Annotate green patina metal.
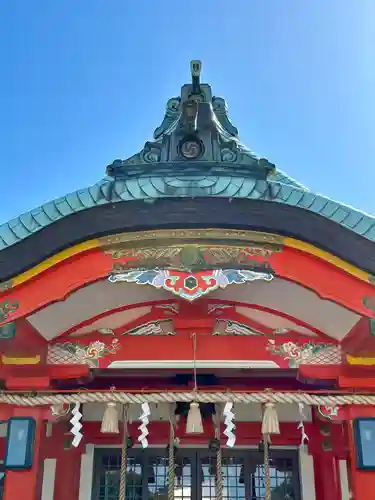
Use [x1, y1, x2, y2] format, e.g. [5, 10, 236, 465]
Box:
[1, 61, 375, 250]
[0, 321, 16, 339]
[363, 296, 375, 314]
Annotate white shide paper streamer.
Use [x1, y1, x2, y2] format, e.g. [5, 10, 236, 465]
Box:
[223, 402, 236, 447]
[70, 403, 83, 447]
[138, 402, 151, 448]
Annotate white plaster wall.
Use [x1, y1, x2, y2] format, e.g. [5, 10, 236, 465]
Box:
[339, 460, 350, 500]
[0, 422, 7, 437]
[41, 458, 57, 500]
[299, 447, 316, 500]
[78, 444, 95, 500]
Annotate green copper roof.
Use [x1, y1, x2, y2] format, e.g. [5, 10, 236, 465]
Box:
[1, 61, 375, 250]
[2, 169, 375, 250]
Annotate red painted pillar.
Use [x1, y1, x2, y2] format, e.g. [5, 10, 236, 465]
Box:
[52, 423, 82, 500]
[313, 452, 341, 500]
[42, 420, 84, 500]
[312, 452, 324, 499]
[3, 407, 45, 500]
[310, 410, 344, 500]
[345, 405, 375, 500]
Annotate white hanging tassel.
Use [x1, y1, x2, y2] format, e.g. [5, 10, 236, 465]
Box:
[186, 402, 204, 434]
[186, 334, 203, 434]
[261, 402, 280, 436]
[70, 403, 83, 447]
[223, 402, 236, 448]
[138, 402, 151, 448]
[101, 402, 119, 433]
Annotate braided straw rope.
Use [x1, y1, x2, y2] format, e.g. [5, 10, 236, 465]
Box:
[2, 391, 375, 406]
[214, 404, 223, 500]
[168, 405, 176, 500]
[263, 435, 271, 500]
[216, 445, 223, 500]
[119, 404, 128, 500]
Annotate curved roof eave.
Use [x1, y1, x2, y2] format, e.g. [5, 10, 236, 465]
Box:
[0, 173, 375, 251]
[1, 62, 374, 258]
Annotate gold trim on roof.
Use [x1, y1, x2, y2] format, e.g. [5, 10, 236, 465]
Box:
[2, 355, 41, 365]
[99, 228, 284, 247]
[346, 354, 375, 366]
[0, 228, 373, 291]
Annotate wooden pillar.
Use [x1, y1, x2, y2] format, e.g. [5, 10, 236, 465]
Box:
[3, 407, 45, 500]
[312, 451, 341, 500]
[310, 410, 345, 500]
[52, 422, 82, 500]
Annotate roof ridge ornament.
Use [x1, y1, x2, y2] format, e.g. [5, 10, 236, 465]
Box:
[106, 61, 275, 178]
[190, 60, 202, 96]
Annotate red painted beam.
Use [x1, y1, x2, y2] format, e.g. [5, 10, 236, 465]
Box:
[341, 317, 375, 357]
[1, 243, 374, 327]
[55, 299, 329, 342]
[82, 420, 314, 447]
[298, 365, 341, 380]
[3, 318, 47, 358]
[48, 364, 89, 380]
[54, 299, 177, 340]
[0, 364, 89, 390]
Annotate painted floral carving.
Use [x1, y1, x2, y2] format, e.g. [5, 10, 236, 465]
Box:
[125, 320, 175, 336]
[49, 339, 120, 368]
[318, 405, 339, 420]
[213, 320, 263, 336]
[107, 243, 279, 273]
[0, 300, 19, 322]
[267, 339, 329, 368]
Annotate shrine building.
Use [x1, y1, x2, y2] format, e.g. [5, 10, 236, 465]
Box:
[1, 61, 375, 500]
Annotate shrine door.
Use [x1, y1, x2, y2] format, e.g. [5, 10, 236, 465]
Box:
[92, 448, 301, 500]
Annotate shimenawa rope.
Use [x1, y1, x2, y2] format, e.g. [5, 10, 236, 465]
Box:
[1, 391, 374, 406]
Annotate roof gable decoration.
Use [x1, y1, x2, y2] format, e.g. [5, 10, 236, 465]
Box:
[108, 268, 274, 301]
[106, 60, 276, 180]
[46, 327, 341, 369]
[1, 61, 375, 254]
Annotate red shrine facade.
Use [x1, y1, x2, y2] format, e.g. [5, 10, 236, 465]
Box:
[1, 62, 375, 500]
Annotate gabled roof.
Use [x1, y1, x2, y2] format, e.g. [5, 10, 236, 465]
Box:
[1, 61, 375, 251]
[2, 169, 375, 251]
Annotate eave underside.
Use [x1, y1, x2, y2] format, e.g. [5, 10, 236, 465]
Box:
[26, 279, 359, 341]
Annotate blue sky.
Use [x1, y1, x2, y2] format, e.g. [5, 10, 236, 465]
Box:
[1, 0, 374, 223]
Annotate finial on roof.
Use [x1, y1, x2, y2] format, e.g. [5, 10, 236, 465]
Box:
[106, 61, 275, 178]
[190, 60, 202, 95]
[180, 61, 203, 134]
